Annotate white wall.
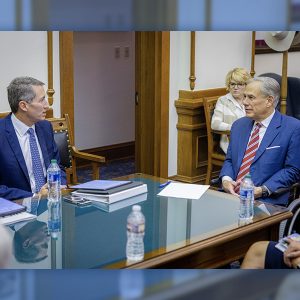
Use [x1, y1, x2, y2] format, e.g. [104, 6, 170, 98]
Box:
[0, 31, 61, 117]
[169, 31, 300, 177]
[73, 32, 135, 150]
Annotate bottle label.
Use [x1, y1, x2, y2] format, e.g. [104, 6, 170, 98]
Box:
[48, 173, 61, 182]
[127, 223, 145, 234]
[240, 188, 254, 200]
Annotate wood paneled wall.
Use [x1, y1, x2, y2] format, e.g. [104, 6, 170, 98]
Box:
[173, 88, 226, 183]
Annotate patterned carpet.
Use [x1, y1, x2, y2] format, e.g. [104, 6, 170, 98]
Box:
[77, 157, 135, 182]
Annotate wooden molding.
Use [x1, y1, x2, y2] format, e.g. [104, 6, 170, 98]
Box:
[46, 31, 54, 118]
[251, 31, 256, 77]
[189, 31, 196, 90]
[59, 32, 75, 133]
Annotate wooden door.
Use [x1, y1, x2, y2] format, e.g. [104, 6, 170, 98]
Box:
[135, 32, 170, 178]
[59, 31, 170, 178]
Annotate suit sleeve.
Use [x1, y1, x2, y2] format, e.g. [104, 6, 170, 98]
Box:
[0, 186, 33, 201]
[264, 125, 300, 192]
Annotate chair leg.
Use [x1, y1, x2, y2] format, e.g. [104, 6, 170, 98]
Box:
[92, 162, 100, 180]
[205, 159, 212, 185]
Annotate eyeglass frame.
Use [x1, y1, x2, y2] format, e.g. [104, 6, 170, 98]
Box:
[229, 82, 246, 89]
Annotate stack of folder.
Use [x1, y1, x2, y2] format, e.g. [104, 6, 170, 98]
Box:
[71, 180, 148, 204]
[0, 198, 36, 226]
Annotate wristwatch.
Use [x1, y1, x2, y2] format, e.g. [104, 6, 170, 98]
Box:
[261, 185, 269, 198]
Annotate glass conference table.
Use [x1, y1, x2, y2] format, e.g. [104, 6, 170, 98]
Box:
[7, 173, 292, 269]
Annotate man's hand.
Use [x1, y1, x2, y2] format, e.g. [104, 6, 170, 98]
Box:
[222, 180, 239, 196]
[254, 186, 263, 199]
[284, 239, 300, 268]
[39, 183, 48, 198]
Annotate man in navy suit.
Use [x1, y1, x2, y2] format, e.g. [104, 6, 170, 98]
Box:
[0, 76, 66, 200]
[220, 77, 300, 206]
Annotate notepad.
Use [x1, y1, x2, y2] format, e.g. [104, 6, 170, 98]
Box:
[0, 198, 26, 217]
[70, 180, 132, 191]
[157, 182, 210, 200]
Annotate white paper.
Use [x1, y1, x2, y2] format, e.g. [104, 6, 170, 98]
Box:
[157, 182, 210, 200]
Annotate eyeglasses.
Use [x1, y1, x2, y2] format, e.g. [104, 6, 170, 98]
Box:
[229, 82, 245, 88]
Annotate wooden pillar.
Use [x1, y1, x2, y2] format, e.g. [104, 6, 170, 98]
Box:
[189, 32, 196, 90]
[46, 31, 54, 118]
[280, 51, 288, 114]
[250, 31, 256, 78]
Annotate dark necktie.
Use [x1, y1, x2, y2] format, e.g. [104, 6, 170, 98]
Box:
[236, 122, 262, 182]
[28, 128, 46, 192]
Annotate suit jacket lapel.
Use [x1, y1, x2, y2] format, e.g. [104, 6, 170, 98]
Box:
[237, 119, 254, 169]
[253, 111, 281, 164]
[35, 122, 50, 169]
[5, 115, 31, 185]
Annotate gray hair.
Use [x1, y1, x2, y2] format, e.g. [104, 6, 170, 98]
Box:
[7, 76, 45, 113]
[246, 77, 280, 107]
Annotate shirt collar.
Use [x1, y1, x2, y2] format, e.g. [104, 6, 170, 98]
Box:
[11, 113, 36, 137]
[258, 109, 276, 128]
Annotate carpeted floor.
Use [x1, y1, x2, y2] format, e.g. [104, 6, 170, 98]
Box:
[77, 157, 135, 182]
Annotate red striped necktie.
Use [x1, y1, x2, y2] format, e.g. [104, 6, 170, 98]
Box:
[236, 122, 262, 182]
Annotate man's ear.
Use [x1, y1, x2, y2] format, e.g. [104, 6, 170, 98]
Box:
[267, 95, 274, 107]
[19, 100, 28, 112]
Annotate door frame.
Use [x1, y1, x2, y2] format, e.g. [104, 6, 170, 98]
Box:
[59, 31, 169, 178]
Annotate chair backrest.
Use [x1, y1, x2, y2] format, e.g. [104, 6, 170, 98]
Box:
[279, 198, 300, 239]
[287, 76, 300, 120]
[47, 114, 74, 170]
[0, 112, 10, 119]
[259, 73, 282, 111]
[203, 96, 225, 155]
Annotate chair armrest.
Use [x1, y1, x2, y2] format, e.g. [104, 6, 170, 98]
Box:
[71, 146, 105, 163]
[271, 182, 300, 198]
[212, 129, 230, 137]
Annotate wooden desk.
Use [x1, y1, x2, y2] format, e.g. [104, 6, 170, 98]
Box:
[109, 174, 292, 269]
[8, 173, 292, 269]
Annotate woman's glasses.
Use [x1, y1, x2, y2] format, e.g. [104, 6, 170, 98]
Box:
[229, 82, 245, 88]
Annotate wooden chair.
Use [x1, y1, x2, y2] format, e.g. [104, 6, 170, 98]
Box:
[0, 112, 10, 118]
[48, 114, 105, 185]
[203, 96, 230, 185]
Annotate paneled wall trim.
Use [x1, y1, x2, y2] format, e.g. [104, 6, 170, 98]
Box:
[174, 88, 226, 183]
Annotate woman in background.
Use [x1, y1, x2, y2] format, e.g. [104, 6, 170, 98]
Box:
[211, 68, 251, 154]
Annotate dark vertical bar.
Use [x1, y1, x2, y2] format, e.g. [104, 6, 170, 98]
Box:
[15, 0, 22, 30]
[31, 0, 49, 30]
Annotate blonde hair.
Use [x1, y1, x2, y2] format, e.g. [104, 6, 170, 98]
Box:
[225, 68, 251, 91]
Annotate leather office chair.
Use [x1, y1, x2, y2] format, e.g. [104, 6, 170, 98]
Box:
[287, 76, 300, 120]
[203, 96, 230, 185]
[48, 114, 105, 185]
[279, 198, 300, 239]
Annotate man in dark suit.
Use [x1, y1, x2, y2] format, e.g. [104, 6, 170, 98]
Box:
[220, 77, 300, 206]
[0, 76, 66, 200]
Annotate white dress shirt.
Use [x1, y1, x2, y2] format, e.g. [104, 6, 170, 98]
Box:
[11, 114, 46, 193]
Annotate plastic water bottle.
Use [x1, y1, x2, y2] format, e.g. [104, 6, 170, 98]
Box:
[47, 159, 61, 202]
[126, 205, 145, 261]
[239, 174, 254, 222]
[47, 200, 61, 239]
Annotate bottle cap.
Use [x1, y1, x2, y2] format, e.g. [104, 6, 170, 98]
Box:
[51, 159, 57, 163]
[51, 231, 58, 239]
[132, 205, 141, 211]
